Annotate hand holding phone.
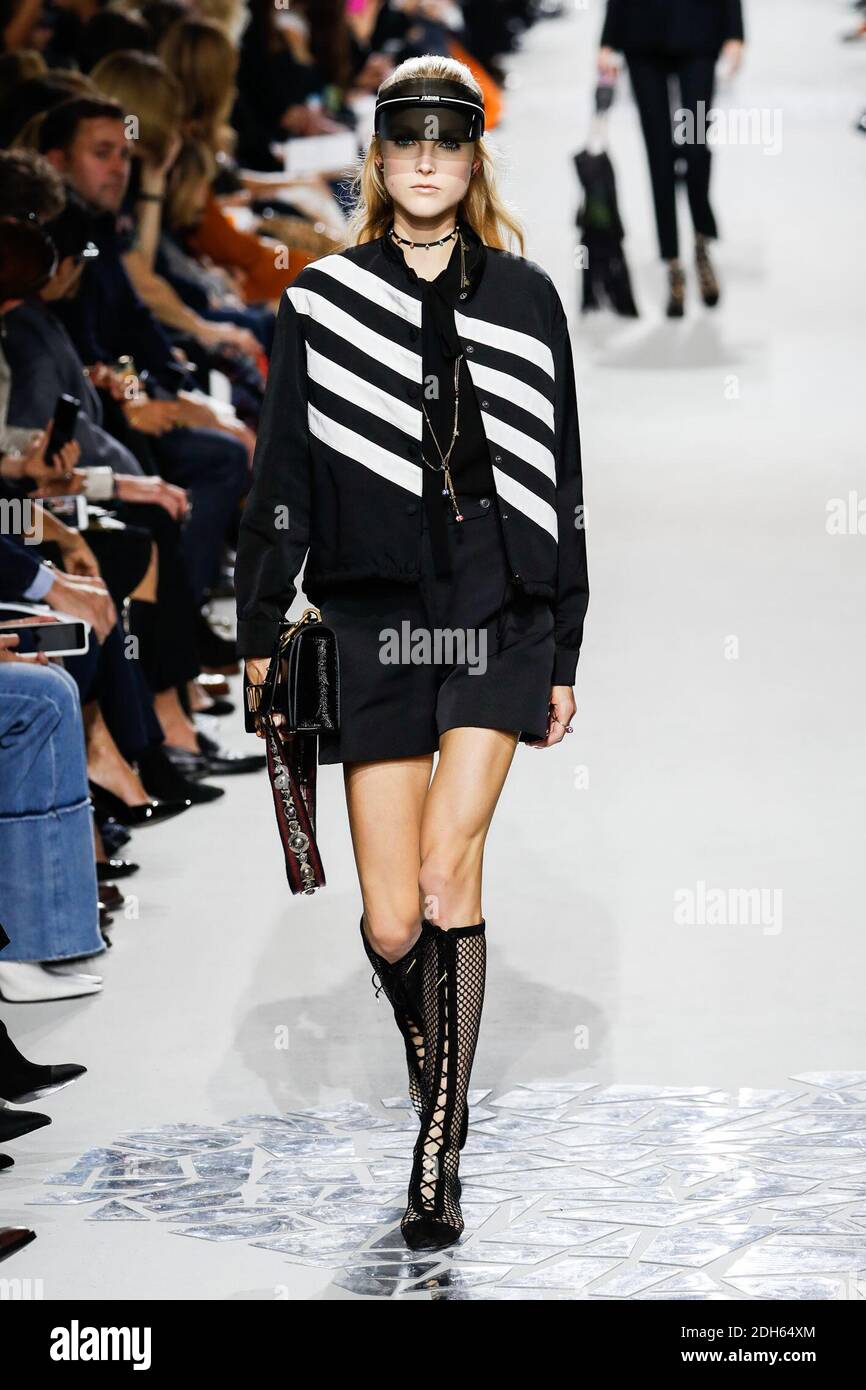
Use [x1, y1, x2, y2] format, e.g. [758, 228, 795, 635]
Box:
[0, 613, 90, 657]
[45, 394, 81, 465]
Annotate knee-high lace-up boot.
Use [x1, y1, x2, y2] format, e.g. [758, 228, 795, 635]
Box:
[359, 915, 470, 1150]
[400, 919, 486, 1251]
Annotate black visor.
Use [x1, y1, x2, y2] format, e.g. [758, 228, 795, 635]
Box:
[374, 79, 485, 143]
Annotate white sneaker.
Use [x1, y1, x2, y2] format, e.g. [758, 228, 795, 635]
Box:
[0, 963, 103, 1002]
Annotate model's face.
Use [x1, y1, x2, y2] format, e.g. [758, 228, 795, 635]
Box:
[58, 118, 131, 213]
[378, 117, 479, 222]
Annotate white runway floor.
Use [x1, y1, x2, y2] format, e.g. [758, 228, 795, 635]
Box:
[2, 0, 865, 1300]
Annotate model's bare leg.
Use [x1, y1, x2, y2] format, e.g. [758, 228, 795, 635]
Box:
[403, 727, 518, 1250]
[418, 727, 518, 929]
[345, 754, 435, 1123]
[344, 754, 434, 959]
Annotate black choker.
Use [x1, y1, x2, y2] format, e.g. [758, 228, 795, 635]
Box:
[389, 225, 458, 249]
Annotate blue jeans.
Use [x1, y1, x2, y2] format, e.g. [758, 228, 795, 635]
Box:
[0, 662, 104, 962]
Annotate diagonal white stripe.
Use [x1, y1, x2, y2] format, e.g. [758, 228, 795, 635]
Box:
[308, 404, 422, 497]
[455, 308, 554, 378]
[493, 465, 558, 542]
[306, 255, 422, 327]
[306, 344, 421, 437]
[481, 410, 556, 484]
[288, 286, 420, 381]
[465, 359, 555, 434]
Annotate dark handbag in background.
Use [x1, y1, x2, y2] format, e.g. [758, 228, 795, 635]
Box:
[244, 607, 340, 895]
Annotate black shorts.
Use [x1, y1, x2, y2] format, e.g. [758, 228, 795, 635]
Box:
[318, 495, 555, 764]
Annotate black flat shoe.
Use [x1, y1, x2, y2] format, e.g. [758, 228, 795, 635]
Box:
[0, 1154, 13, 1171]
[0, 1227, 36, 1262]
[0, 1108, 52, 1144]
[98, 883, 125, 913]
[0, 1022, 87, 1104]
[196, 731, 267, 775]
[136, 745, 225, 804]
[97, 818, 132, 852]
[0, 1063, 86, 1105]
[196, 698, 235, 717]
[89, 782, 192, 826]
[96, 859, 139, 881]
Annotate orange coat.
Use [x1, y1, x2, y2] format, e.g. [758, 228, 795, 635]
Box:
[188, 193, 313, 304]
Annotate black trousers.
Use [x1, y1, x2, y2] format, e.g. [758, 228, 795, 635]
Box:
[626, 51, 719, 260]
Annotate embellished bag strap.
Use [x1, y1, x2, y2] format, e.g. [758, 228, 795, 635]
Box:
[263, 718, 325, 895]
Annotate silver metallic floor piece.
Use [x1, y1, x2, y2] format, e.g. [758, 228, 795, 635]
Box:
[31, 1077, 866, 1299]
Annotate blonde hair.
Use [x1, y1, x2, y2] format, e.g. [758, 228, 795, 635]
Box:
[90, 51, 183, 166]
[165, 138, 217, 231]
[194, 0, 246, 44]
[158, 18, 239, 153]
[341, 54, 525, 256]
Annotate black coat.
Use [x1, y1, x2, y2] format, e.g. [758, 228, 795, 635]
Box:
[235, 225, 589, 686]
[601, 0, 744, 55]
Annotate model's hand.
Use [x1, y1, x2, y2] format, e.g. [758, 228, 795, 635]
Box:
[245, 656, 283, 739]
[527, 686, 576, 749]
[720, 39, 744, 78]
[597, 46, 621, 80]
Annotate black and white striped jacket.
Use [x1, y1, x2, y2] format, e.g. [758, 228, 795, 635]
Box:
[235, 231, 589, 685]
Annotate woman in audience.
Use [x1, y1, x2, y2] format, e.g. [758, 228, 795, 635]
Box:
[159, 15, 325, 297]
[0, 619, 106, 1002]
[89, 48, 265, 364]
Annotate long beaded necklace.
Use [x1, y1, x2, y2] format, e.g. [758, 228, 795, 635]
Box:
[421, 352, 464, 521]
[389, 224, 471, 523]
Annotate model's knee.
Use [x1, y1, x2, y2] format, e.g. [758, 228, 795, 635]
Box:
[418, 846, 479, 922]
[362, 908, 419, 963]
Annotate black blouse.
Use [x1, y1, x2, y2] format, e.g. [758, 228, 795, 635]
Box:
[382, 216, 495, 574]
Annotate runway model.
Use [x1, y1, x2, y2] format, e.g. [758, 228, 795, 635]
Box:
[598, 0, 745, 315]
[235, 55, 589, 1251]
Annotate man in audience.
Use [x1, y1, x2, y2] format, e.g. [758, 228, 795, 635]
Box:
[22, 110, 248, 647]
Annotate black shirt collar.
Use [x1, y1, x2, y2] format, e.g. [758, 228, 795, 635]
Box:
[381, 213, 486, 301]
[381, 213, 486, 357]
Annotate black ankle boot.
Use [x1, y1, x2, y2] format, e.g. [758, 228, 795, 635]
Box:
[360, 917, 469, 1152]
[401, 920, 487, 1252]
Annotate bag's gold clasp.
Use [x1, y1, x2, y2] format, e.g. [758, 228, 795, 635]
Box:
[277, 606, 322, 654]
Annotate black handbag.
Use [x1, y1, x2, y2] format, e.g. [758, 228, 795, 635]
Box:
[244, 607, 340, 895]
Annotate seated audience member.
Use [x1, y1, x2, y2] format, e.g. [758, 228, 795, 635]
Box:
[89, 50, 263, 364]
[158, 17, 325, 296]
[0, 560, 106, 1003]
[0, 635, 106, 1002]
[2, 212, 261, 792]
[158, 139, 275, 369]
[73, 7, 154, 73]
[21, 110, 249, 640]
